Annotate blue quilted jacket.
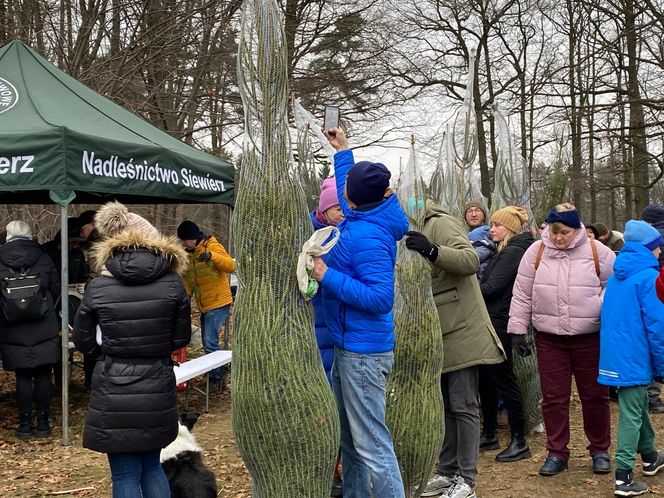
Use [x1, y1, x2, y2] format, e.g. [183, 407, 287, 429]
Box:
[320, 149, 409, 354]
[310, 211, 335, 380]
[598, 242, 664, 387]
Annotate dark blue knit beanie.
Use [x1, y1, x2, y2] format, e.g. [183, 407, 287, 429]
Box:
[640, 204, 664, 225]
[346, 161, 391, 207]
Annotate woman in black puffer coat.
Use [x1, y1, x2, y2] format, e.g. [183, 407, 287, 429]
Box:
[0, 220, 60, 440]
[74, 202, 191, 498]
[478, 206, 534, 463]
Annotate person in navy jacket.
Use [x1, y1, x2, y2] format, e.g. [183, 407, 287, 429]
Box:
[311, 127, 409, 498]
[310, 177, 343, 380]
[598, 220, 664, 496]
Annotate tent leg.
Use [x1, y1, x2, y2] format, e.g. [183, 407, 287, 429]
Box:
[60, 205, 70, 446]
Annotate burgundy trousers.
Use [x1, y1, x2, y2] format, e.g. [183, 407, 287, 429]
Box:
[535, 331, 611, 461]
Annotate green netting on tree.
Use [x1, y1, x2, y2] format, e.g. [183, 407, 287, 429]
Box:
[387, 138, 445, 498]
[232, 1, 340, 496]
[512, 327, 543, 431]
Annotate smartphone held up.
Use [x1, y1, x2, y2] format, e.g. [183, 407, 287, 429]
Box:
[324, 106, 340, 133]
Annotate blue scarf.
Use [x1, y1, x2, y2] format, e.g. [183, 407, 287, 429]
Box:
[545, 208, 581, 229]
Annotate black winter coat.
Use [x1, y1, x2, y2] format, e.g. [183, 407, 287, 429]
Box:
[0, 239, 60, 371]
[480, 232, 535, 333]
[73, 231, 191, 454]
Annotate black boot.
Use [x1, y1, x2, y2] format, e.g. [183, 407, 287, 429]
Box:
[14, 412, 32, 440]
[479, 432, 500, 451]
[496, 434, 531, 462]
[35, 410, 51, 438]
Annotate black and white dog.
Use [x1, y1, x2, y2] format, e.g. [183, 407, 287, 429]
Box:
[160, 413, 218, 498]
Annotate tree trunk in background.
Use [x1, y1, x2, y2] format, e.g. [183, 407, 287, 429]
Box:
[624, 0, 650, 215]
[567, 0, 583, 209]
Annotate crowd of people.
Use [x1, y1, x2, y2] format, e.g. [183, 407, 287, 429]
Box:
[308, 128, 664, 498]
[0, 206, 235, 497]
[3, 125, 664, 497]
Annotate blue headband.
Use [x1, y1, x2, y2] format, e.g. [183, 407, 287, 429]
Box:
[545, 208, 581, 229]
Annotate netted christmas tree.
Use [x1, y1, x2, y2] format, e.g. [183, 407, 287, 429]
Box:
[435, 49, 485, 217]
[491, 106, 543, 432]
[387, 137, 445, 498]
[231, 1, 340, 496]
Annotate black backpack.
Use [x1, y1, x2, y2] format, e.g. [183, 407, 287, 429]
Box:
[1, 268, 50, 322]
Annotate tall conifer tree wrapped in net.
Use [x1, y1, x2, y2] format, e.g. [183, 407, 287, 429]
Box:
[386, 138, 445, 498]
[231, 1, 340, 496]
[491, 107, 543, 432]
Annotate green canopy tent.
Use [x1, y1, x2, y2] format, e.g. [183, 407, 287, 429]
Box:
[0, 40, 235, 444]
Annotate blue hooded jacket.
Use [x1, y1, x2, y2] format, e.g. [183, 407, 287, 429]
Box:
[598, 241, 664, 387]
[309, 211, 335, 380]
[320, 149, 409, 354]
[468, 225, 496, 280]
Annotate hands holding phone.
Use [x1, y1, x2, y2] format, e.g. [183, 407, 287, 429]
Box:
[323, 127, 349, 152]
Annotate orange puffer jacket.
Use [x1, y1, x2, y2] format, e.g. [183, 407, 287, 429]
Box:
[182, 236, 235, 312]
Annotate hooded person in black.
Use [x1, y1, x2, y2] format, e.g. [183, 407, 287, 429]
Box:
[0, 220, 60, 440]
[74, 202, 191, 497]
[478, 207, 534, 463]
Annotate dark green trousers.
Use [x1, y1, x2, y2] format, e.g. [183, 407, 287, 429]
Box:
[616, 385, 656, 470]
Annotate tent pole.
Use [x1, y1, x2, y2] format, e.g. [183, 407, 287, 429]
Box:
[60, 205, 70, 446]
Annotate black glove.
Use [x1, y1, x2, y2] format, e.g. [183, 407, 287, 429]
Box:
[655, 376, 664, 384]
[511, 334, 532, 357]
[405, 231, 438, 262]
[196, 252, 212, 263]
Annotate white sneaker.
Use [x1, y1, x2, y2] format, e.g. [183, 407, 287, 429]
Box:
[442, 476, 476, 498]
[420, 474, 456, 497]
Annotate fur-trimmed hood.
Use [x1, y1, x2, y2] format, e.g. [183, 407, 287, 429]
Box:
[91, 231, 189, 278]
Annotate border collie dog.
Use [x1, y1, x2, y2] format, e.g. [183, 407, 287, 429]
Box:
[160, 413, 217, 498]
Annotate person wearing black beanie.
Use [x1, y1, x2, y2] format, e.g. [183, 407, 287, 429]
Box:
[176, 220, 204, 244]
[176, 220, 235, 382]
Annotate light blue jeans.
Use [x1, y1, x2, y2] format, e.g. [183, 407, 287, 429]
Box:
[331, 346, 405, 498]
[107, 450, 170, 498]
[201, 305, 230, 380]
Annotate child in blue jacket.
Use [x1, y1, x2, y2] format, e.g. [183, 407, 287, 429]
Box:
[311, 127, 409, 498]
[598, 220, 664, 496]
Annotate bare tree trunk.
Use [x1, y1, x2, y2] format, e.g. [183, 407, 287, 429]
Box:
[624, 0, 650, 214]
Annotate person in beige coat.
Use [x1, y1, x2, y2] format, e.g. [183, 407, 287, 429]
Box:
[406, 200, 505, 498]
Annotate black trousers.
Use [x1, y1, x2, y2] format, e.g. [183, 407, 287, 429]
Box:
[15, 365, 52, 414]
[478, 331, 526, 437]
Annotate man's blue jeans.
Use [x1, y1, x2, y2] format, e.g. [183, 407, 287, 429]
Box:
[201, 305, 230, 380]
[107, 450, 170, 498]
[331, 346, 405, 498]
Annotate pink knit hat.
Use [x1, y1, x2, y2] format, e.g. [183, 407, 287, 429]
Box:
[318, 178, 339, 214]
[96, 201, 159, 238]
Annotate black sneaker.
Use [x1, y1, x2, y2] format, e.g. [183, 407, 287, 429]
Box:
[642, 450, 664, 476]
[615, 469, 648, 496]
[539, 455, 568, 476]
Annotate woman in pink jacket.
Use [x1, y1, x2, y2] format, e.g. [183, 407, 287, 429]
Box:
[508, 203, 616, 477]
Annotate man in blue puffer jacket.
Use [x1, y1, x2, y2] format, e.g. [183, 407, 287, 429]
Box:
[311, 127, 409, 498]
[598, 220, 664, 497]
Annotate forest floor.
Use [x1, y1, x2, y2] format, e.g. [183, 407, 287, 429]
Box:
[1, 362, 663, 497]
